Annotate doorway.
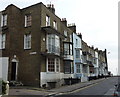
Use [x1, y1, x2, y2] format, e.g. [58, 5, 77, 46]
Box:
[11, 62, 17, 80]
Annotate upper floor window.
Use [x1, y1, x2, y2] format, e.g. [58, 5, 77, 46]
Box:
[0, 33, 6, 49]
[76, 39, 78, 46]
[64, 30, 67, 37]
[47, 34, 60, 55]
[64, 43, 73, 55]
[76, 49, 80, 58]
[25, 15, 32, 27]
[53, 20, 57, 30]
[1, 14, 7, 27]
[24, 34, 31, 49]
[64, 43, 69, 55]
[46, 15, 50, 26]
[70, 34, 72, 42]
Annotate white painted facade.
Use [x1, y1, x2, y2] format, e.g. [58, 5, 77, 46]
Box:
[72, 33, 88, 82]
[0, 57, 9, 81]
[40, 72, 75, 87]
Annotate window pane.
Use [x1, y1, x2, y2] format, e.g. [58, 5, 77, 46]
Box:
[56, 58, 60, 72]
[48, 58, 55, 72]
[24, 34, 31, 49]
[64, 43, 69, 55]
[70, 44, 72, 55]
[76, 49, 80, 58]
[46, 15, 50, 26]
[53, 21, 57, 30]
[64, 31, 67, 37]
[25, 15, 32, 27]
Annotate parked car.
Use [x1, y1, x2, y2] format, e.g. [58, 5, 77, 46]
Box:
[113, 84, 120, 96]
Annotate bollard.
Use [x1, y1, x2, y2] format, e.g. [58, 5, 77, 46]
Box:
[5, 81, 9, 95]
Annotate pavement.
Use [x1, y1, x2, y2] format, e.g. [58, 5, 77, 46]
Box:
[9, 77, 108, 96]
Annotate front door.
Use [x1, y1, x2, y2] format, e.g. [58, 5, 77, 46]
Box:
[11, 62, 16, 80]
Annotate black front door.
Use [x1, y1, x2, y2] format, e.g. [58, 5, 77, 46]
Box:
[11, 62, 16, 80]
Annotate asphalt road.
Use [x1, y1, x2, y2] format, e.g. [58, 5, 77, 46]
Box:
[66, 77, 119, 95]
[8, 77, 119, 97]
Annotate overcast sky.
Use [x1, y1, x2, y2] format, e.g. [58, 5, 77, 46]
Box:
[0, 0, 119, 75]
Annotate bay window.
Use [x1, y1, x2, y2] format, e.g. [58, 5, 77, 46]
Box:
[64, 43, 73, 55]
[64, 61, 73, 73]
[47, 34, 60, 55]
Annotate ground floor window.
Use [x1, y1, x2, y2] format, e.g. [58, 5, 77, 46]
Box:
[82, 65, 88, 73]
[64, 61, 73, 74]
[76, 64, 81, 73]
[47, 58, 60, 72]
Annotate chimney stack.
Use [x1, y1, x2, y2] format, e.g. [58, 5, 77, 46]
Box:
[68, 23, 76, 33]
[61, 18, 67, 26]
[47, 4, 55, 14]
[77, 33, 82, 39]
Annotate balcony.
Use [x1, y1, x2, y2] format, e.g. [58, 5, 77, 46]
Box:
[47, 44, 60, 56]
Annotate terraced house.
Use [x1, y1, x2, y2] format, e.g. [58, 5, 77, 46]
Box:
[0, 2, 108, 88]
[0, 2, 76, 88]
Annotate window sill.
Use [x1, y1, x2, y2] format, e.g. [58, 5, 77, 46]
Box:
[46, 72, 60, 74]
[24, 26, 31, 28]
[24, 48, 31, 50]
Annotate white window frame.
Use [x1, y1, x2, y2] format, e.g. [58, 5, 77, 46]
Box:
[0, 33, 6, 49]
[46, 15, 50, 26]
[70, 34, 72, 42]
[76, 49, 80, 59]
[47, 58, 60, 72]
[25, 15, 32, 27]
[24, 34, 31, 49]
[76, 39, 78, 46]
[47, 34, 60, 55]
[53, 20, 57, 30]
[64, 30, 67, 37]
[76, 64, 81, 73]
[1, 14, 7, 27]
[64, 43, 69, 55]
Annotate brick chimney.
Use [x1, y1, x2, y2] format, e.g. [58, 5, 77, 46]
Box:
[68, 23, 76, 33]
[47, 4, 55, 14]
[61, 18, 67, 26]
[77, 33, 82, 39]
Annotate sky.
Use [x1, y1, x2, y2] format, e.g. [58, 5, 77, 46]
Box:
[0, 0, 119, 75]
